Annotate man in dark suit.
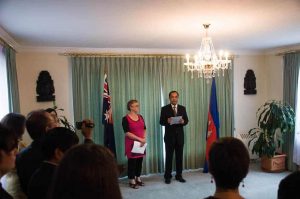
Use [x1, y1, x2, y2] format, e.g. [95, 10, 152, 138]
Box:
[160, 91, 189, 184]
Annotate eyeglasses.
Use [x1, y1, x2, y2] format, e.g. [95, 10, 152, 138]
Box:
[131, 104, 140, 108]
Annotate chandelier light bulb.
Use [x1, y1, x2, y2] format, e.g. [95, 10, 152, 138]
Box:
[194, 55, 198, 62]
[219, 50, 224, 58]
[225, 51, 229, 59]
[198, 51, 202, 57]
[186, 54, 190, 63]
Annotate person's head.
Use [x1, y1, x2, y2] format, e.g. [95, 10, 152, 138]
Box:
[127, 99, 139, 113]
[49, 144, 121, 199]
[42, 127, 79, 164]
[26, 110, 58, 141]
[278, 171, 300, 199]
[209, 137, 250, 190]
[46, 108, 60, 126]
[0, 124, 18, 175]
[169, 91, 179, 105]
[1, 113, 26, 139]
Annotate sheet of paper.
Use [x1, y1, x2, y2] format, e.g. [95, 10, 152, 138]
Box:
[131, 141, 147, 154]
[170, 116, 182, 125]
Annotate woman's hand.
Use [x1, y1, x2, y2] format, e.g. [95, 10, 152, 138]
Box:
[139, 138, 146, 147]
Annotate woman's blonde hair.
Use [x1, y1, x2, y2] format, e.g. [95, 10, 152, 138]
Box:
[127, 99, 138, 111]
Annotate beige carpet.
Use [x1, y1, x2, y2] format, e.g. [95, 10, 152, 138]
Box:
[119, 163, 290, 199]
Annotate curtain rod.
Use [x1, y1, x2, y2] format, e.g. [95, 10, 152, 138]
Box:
[60, 52, 235, 58]
[276, 49, 300, 56]
[0, 37, 15, 50]
[59, 52, 185, 57]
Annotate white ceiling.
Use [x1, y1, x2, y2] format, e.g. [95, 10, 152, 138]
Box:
[0, 0, 300, 53]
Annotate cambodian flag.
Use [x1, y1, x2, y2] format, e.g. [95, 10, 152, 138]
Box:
[102, 73, 117, 157]
[203, 78, 220, 173]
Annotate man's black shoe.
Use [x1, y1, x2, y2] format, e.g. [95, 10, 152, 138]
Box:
[165, 178, 171, 184]
[175, 176, 186, 183]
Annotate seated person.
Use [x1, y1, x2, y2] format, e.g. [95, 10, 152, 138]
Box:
[48, 144, 122, 199]
[205, 137, 250, 199]
[28, 127, 79, 199]
[278, 171, 300, 199]
[0, 124, 19, 199]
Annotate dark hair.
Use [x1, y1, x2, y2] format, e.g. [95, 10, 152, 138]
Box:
[1, 113, 26, 138]
[42, 127, 79, 160]
[209, 137, 250, 190]
[169, 91, 179, 97]
[278, 171, 300, 199]
[0, 124, 18, 155]
[49, 144, 121, 199]
[26, 110, 50, 140]
[45, 108, 58, 116]
[127, 99, 138, 111]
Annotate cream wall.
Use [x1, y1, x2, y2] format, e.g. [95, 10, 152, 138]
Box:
[234, 55, 269, 136]
[265, 55, 284, 100]
[233, 54, 283, 135]
[16, 52, 283, 146]
[16, 52, 73, 144]
[233, 54, 283, 158]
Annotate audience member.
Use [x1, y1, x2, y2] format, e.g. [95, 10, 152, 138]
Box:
[16, 110, 58, 194]
[48, 144, 122, 199]
[1, 113, 26, 150]
[0, 124, 18, 199]
[1, 113, 27, 199]
[28, 127, 79, 199]
[278, 171, 300, 199]
[45, 108, 59, 126]
[16, 110, 93, 195]
[204, 137, 250, 199]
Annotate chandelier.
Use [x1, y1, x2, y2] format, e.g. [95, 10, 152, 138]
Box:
[184, 24, 231, 79]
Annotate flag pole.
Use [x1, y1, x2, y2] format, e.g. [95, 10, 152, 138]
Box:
[104, 65, 108, 75]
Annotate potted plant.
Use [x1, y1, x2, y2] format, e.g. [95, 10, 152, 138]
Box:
[248, 100, 295, 172]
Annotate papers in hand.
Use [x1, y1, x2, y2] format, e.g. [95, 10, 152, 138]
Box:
[131, 141, 147, 154]
[170, 116, 182, 125]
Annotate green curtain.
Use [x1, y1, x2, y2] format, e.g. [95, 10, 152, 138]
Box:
[71, 56, 164, 174]
[283, 53, 300, 171]
[71, 55, 234, 174]
[160, 56, 234, 170]
[4, 45, 20, 112]
[71, 57, 105, 143]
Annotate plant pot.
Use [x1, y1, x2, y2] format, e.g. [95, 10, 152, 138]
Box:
[261, 154, 286, 172]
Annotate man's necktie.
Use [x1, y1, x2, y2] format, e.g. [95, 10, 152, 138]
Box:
[173, 106, 177, 116]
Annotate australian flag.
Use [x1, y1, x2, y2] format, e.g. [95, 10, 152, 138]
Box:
[102, 73, 117, 157]
[203, 77, 220, 173]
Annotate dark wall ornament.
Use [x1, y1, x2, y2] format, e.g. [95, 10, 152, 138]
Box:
[244, 69, 257, 95]
[36, 71, 55, 102]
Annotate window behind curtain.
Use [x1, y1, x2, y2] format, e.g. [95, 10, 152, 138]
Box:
[0, 45, 9, 119]
[293, 69, 300, 165]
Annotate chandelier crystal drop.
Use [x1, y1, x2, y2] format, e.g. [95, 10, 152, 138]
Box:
[184, 24, 231, 79]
